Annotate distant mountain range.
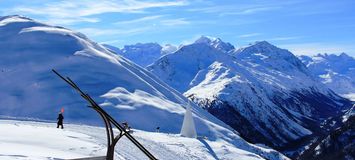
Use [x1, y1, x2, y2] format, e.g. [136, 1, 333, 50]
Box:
[298, 53, 355, 100]
[106, 36, 354, 158]
[103, 43, 177, 67]
[105, 38, 355, 101]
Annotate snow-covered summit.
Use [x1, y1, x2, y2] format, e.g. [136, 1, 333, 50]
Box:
[234, 41, 309, 75]
[194, 36, 235, 53]
[147, 40, 232, 92]
[0, 15, 287, 160]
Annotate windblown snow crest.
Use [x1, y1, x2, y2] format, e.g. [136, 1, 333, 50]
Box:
[0, 15, 288, 160]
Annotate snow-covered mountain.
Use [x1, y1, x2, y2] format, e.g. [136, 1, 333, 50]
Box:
[104, 43, 177, 67]
[147, 38, 232, 92]
[298, 53, 355, 100]
[0, 15, 287, 160]
[148, 38, 352, 155]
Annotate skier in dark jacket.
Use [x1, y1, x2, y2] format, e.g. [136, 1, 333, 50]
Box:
[57, 111, 64, 129]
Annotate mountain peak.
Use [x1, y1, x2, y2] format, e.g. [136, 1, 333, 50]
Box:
[234, 41, 309, 74]
[251, 40, 277, 48]
[194, 35, 215, 44]
[236, 41, 284, 56]
[194, 36, 235, 53]
[339, 52, 354, 59]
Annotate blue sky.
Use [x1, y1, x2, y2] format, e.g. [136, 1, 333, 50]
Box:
[1, 0, 355, 56]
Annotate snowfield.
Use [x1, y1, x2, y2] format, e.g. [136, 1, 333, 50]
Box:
[0, 120, 281, 160]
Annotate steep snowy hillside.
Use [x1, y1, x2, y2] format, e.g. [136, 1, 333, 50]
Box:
[298, 53, 355, 99]
[0, 15, 287, 160]
[148, 39, 352, 156]
[104, 43, 177, 67]
[298, 115, 354, 160]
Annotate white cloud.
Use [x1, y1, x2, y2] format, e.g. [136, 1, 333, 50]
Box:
[44, 17, 101, 25]
[113, 15, 191, 29]
[114, 15, 165, 25]
[77, 26, 152, 37]
[279, 43, 355, 56]
[220, 6, 281, 16]
[9, 0, 188, 25]
[238, 33, 262, 38]
[246, 36, 302, 43]
[268, 36, 302, 41]
[188, 3, 283, 16]
[160, 18, 190, 26]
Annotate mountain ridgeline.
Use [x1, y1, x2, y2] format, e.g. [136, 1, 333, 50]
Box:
[112, 36, 353, 158]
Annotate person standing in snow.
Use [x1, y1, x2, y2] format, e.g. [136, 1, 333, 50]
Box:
[57, 110, 64, 129]
[156, 127, 160, 133]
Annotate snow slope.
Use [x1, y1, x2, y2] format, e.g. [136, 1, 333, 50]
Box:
[298, 53, 355, 99]
[0, 120, 278, 160]
[148, 38, 351, 153]
[0, 15, 287, 159]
